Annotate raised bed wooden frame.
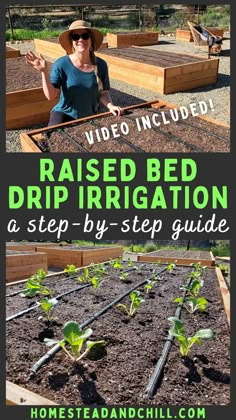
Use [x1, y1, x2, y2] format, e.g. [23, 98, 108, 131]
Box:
[6, 251, 48, 283]
[176, 27, 224, 42]
[34, 246, 123, 269]
[137, 249, 215, 267]
[6, 242, 64, 252]
[6, 86, 57, 130]
[19, 99, 229, 153]
[96, 48, 219, 94]
[107, 31, 158, 48]
[5, 265, 230, 405]
[6, 46, 21, 58]
[34, 38, 108, 61]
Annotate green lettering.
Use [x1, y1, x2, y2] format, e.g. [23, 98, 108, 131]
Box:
[9, 186, 24, 209]
[40, 158, 55, 181]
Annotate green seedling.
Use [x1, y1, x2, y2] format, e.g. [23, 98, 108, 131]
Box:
[44, 321, 105, 362]
[168, 317, 214, 357]
[38, 297, 58, 321]
[20, 279, 51, 298]
[180, 278, 204, 297]
[217, 264, 229, 276]
[144, 279, 158, 294]
[190, 262, 207, 276]
[167, 261, 176, 273]
[64, 264, 77, 275]
[90, 275, 104, 289]
[119, 272, 129, 282]
[173, 296, 208, 313]
[117, 290, 145, 317]
[32, 269, 47, 283]
[77, 267, 90, 283]
[90, 262, 108, 276]
[109, 258, 123, 269]
[127, 258, 134, 267]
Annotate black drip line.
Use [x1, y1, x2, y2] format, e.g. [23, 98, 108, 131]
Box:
[145, 107, 230, 143]
[30, 266, 168, 374]
[123, 113, 204, 153]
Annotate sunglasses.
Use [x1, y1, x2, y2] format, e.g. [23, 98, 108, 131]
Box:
[71, 32, 90, 41]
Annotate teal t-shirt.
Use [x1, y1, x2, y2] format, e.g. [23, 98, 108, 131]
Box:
[50, 55, 110, 119]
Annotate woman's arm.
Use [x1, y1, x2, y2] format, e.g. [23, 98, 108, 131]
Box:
[25, 51, 60, 100]
[100, 90, 122, 116]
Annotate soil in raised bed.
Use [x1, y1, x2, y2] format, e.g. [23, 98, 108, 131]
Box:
[6, 265, 230, 405]
[6, 262, 152, 318]
[6, 57, 53, 92]
[145, 249, 212, 259]
[98, 48, 206, 67]
[33, 105, 230, 153]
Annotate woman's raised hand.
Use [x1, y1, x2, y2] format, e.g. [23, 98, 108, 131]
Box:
[25, 51, 47, 72]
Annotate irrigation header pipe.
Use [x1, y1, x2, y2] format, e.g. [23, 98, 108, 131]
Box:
[30, 266, 168, 374]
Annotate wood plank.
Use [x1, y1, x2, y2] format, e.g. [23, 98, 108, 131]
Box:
[164, 58, 219, 77]
[20, 132, 43, 152]
[137, 255, 214, 267]
[108, 65, 164, 92]
[164, 75, 218, 94]
[165, 67, 218, 87]
[215, 267, 230, 326]
[6, 46, 21, 58]
[6, 87, 45, 106]
[6, 381, 58, 405]
[107, 32, 158, 48]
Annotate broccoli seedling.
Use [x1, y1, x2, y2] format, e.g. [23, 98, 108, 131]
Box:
[38, 297, 58, 321]
[90, 275, 104, 289]
[173, 296, 208, 313]
[180, 278, 204, 297]
[44, 321, 105, 362]
[20, 279, 51, 298]
[127, 258, 134, 267]
[109, 258, 123, 269]
[119, 272, 129, 282]
[167, 262, 176, 273]
[168, 317, 214, 357]
[117, 290, 145, 317]
[144, 279, 158, 294]
[32, 269, 47, 283]
[90, 262, 108, 276]
[190, 262, 207, 276]
[77, 267, 90, 283]
[64, 264, 77, 275]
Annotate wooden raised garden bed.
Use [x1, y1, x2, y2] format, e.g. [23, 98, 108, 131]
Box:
[107, 31, 158, 48]
[138, 249, 215, 266]
[176, 27, 224, 42]
[96, 47, 219, 94]
[34, 245, 123, 269]
[6, 45, 21, 58]
[20, 100, 230, 153]
[6, 250, 48, 283]
[34, 38, 108, 61]
[6, 57, 57, 129]
[6, 261, 230, 405]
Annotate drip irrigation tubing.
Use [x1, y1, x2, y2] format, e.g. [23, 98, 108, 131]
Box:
[123, 114, 204, 153]
[89, 119, 146, 153]
[145, 269, 195, 398]
[144, 107, 229, 143]
[30, 266, 168, 374]
[6, 283, 92, 322]
[6, 262, 147, 299]
[54, 129, 89, 152]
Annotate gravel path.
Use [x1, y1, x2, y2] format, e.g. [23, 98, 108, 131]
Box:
[6, 34, 230, 152]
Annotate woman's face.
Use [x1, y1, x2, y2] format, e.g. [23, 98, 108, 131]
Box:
[71, 29, 92, 53]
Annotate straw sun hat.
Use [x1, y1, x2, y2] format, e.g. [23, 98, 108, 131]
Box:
[59, 20, 103, 53]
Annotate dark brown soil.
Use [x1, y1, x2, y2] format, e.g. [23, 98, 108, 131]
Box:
[6, 57, 53, 92]
[145, 250, 213, 259]
[6, 265, 230, 405]
[34, 105, 230, 153]
[99, 48, 205, 67]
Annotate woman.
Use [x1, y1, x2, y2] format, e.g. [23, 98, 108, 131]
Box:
[25, 20, 122, 126]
